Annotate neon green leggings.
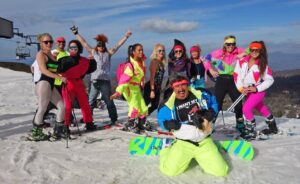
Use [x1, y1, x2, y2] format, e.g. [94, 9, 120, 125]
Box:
[160, 137, 228, 177]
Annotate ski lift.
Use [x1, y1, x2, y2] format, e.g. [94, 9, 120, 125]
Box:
[16, 41, 30, 59]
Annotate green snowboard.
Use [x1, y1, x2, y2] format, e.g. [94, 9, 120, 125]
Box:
[129, 136, 254, 161]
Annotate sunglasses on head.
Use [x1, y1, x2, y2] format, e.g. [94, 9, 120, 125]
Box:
[174, 50, 183, 54]
[69, 46, 78, 50]
[225, 43, 236, 47]
[250, 49, 260, 53]
[42, 40, 53, 45]
[157, 49, 165, 53]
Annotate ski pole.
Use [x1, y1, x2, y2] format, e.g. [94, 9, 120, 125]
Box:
[226, 94, 245, 112]
[221, 110, 226, 126]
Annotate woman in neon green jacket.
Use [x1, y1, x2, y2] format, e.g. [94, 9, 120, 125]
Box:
[110, 43, 148, 133]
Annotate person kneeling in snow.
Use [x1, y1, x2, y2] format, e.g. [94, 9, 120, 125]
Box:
[157, 75, 228, 177]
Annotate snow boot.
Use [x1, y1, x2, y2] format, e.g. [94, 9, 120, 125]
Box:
[123, 118, 140, 134]
[240, 119, 256, 141]
[85, 122, 97, 131]
[137, 117, 149, 132]
[262, 115, 278, 135]
[236, 117, 246, 134]
[53, 122, 70, 139]
[31, 126, 49, 141]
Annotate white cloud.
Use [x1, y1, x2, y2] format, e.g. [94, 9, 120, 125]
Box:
[140, 18, 199, 33]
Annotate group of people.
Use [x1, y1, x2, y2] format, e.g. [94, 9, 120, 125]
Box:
[31, 27, 132, 139]
[31, 26, 278, 177]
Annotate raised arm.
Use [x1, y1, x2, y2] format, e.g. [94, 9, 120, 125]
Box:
[108, 30, 132, 56]
[70, 25, 93, 54]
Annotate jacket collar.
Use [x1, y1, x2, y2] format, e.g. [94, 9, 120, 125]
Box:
[165, 87, 202, 109]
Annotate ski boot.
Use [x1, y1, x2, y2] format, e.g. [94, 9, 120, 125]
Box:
[31, 126, 49, 141]
[261, 115, 278, 135]
[240, 119, 256, 141]
[236, 117, 246, 134]
[123, 118, 140, 134]
[137, 117, 153, 132]
[53, 122, 70, 139]
[85, 122, 97, 131]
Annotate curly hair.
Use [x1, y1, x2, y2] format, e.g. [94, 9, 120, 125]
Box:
[94, 34, 108, 43]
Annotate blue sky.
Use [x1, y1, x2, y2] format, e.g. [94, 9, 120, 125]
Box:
[0, 0, 300, 70]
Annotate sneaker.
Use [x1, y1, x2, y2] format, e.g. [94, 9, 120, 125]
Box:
[86, 122, 97, 131]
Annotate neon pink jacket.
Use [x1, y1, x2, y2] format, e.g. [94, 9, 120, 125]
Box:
[205, 47, 244, 70]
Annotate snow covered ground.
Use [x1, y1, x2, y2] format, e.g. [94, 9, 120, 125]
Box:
[0, 67, 300, 184]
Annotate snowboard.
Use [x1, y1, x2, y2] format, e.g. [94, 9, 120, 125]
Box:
[129, 136, 254, 161]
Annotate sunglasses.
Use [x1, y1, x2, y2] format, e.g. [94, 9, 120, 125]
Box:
[225, 43, 236, 47]
[157, 49, 165, 53]
[250, 49, 260, 53]
[69, 46, 78, 50]
[42, 40, 53, 45]
[57, 41, 65, 44]
[174, 50, 183, 54]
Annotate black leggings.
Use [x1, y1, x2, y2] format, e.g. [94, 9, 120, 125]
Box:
[214, 75, 243, 120]
[143, 81, 161, 115]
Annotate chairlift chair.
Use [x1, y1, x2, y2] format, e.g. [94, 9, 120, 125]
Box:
[16, 45, 30, 59]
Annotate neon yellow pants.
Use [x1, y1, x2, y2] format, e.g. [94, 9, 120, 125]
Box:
[160, 137, 228, 177]
[123, 85, 148, 118]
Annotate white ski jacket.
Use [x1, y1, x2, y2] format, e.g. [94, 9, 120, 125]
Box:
[233, 55, 274, 93]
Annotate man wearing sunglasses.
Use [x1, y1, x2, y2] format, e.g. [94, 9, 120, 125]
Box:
[52, 37, 69, 60]
[157, 74, 227, 177]
[51, 37, 70, 88]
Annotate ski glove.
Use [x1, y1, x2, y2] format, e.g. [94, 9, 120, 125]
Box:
[163, 119, 181, 131]
[70, 25, 78, 35]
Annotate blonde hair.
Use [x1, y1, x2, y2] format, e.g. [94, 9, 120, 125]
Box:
[150, 43, 166, 66]
[37, 33, 53, 42]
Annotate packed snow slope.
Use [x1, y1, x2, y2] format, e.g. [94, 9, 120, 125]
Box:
[0, 67, 300, 184]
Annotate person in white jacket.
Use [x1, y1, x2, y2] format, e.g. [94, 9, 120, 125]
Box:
[233, 41, 278, 140]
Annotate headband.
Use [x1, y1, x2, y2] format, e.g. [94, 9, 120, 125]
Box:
[190, 46, 200, 53]
[171, 80, 189, 88]
[224, 38, 236, 44]
[249, 42, 262, 49]
[174, 45, 184, 51]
